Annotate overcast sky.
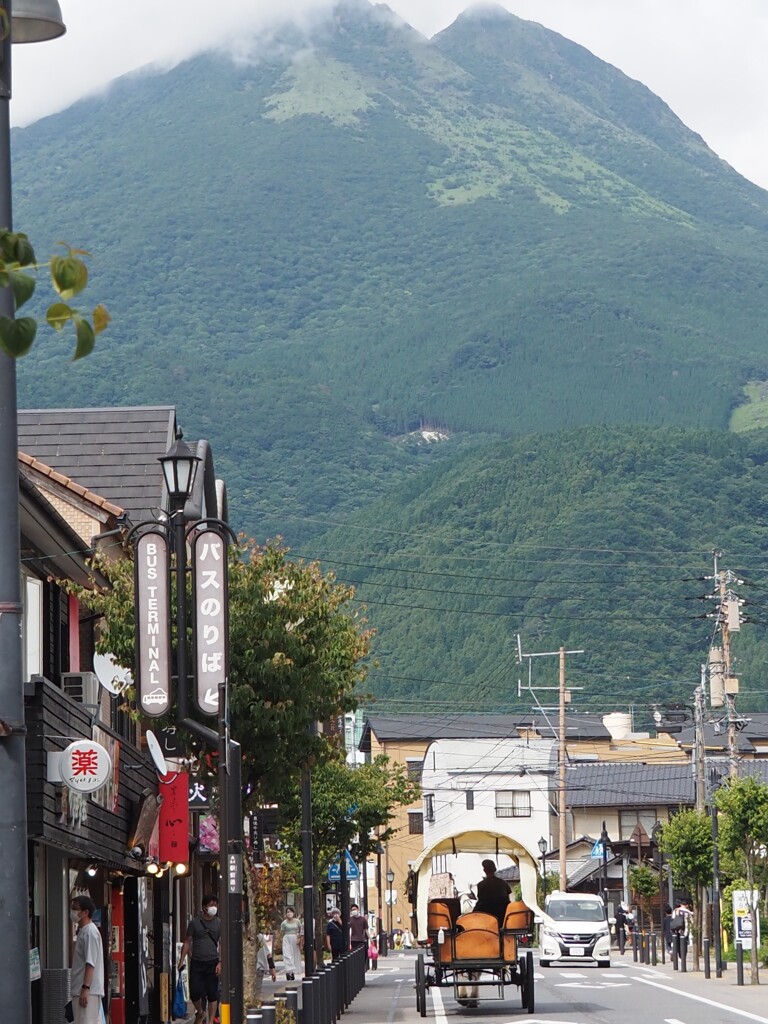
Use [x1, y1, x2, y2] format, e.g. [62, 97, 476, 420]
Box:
[12, 0, 768, 188]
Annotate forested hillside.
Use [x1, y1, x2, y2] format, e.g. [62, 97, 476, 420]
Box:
[303, 426, 768, 718]
[11, 1, 768, 545]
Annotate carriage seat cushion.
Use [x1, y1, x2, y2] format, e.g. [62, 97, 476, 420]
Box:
[456, 912, 499, 934]
[503, 901, 533, 932]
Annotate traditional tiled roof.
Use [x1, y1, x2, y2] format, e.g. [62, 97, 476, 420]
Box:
[18, 451, 124, 517]
[360, 712, 610, 749]
[565, 762, 695, 807]
[18, 406, 176, 523]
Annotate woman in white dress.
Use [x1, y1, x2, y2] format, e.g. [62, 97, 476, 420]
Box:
[280, 907, 303, 981]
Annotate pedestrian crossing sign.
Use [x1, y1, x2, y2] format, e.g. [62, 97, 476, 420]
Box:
[327, 849, 360, 881]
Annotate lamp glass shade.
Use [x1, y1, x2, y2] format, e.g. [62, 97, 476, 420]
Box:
[159, 438, 200, 507]
[12, 0, 66, 42]
[386, 869, 395, 884]
[538, 837, 547, 855]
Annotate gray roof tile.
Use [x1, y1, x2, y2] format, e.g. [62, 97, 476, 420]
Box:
[18, 406, 176, 523]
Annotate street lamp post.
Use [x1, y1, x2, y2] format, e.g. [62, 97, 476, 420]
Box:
[0, 6, 66, 1023]
[386, 868, 395, 939]
[133, 437, 243, 1023]
[537, 836, 548, 882]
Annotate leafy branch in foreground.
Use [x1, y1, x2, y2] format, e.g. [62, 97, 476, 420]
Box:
[0, 229, 110, 358]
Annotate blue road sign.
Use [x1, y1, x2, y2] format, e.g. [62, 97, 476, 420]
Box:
[590, 840, 604, 859]
[327, 849, 360, 881]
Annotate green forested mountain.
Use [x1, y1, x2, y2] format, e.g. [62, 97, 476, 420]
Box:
[305, 426, 768, 718]
[11, 1, 768, 547]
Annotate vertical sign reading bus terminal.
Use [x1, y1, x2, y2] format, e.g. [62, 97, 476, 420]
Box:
[193, 529, 228, 716]
[135, 531, 171, 717]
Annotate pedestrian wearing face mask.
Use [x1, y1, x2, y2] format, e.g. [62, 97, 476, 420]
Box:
[69, 895, 104, 1024]
[177, 895, 221, 1024]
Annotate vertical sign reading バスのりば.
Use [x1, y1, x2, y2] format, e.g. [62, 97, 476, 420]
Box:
[193, 529, 228, 715]
[135, 531, 171, 717]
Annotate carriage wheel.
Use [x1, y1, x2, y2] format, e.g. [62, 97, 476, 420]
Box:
[524, 950, 535, 1014]
[415, 953, 427, 1018]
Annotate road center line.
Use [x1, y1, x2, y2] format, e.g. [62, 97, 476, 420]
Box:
[634, 975, 768, 1024]
[665, 1018, 687, 1024]
[432, 983, 448, 1024]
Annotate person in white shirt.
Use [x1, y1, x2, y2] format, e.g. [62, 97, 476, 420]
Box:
[70, 896, 104, 1024]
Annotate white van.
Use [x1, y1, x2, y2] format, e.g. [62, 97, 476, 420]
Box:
[538, 892, 612, 968]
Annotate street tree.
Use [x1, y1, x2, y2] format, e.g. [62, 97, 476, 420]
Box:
[629, 865, 657, 930]
[716, 775, 768, 984]
[280, 754, 421, 958]
[658, 809, 713, 965]
[75, 538, 372, 803]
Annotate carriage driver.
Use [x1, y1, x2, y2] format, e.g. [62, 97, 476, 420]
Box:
[473, 859, 511, 927]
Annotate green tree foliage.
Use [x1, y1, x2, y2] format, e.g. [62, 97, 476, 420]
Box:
[629, 865, 658, 929]
[74, 539, 372, 804]
[311, 425, 768, 713]
[658, 810, 712, 906]
[279, 753, 420, 955]
[0, 230, 108, 357]
[716, 776, 768, 983]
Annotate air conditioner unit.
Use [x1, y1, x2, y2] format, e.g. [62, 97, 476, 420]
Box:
[62, 671, 100, 707]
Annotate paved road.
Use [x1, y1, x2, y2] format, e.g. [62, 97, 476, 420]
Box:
[263, 951, 768, 1024]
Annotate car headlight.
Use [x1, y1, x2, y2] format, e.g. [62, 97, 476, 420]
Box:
[595, 924, 609, 937]
[542, 926, 563, 941]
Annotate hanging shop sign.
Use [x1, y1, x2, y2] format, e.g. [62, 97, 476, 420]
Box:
[60, 739, 113, 794]
[193, 529, 228, 716]
[134, 531, 172, 717]
[159, 771, 189, 864]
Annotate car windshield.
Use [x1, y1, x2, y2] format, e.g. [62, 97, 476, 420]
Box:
[547, 900, 605, 922]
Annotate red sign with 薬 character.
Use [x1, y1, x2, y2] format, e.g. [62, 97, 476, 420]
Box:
[159, 771, 189, 865]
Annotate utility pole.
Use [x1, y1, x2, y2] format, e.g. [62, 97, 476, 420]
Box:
[558, 648, 567, 891]
[518, 637, 584, 892]
[712, 551, 742, 778]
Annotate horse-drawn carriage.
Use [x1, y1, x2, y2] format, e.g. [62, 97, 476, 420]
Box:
[415, 896, 535, 1016]
[411, 830, 542, 1018]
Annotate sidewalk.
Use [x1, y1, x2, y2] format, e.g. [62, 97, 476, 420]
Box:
[617, 947, 767, 1020]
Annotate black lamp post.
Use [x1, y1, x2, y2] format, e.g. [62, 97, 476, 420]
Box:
[387, 868, 395, 937]
[132, 436, 242, 1023]
[0, 6, 66, 1023]
[538, 836, 548, 881]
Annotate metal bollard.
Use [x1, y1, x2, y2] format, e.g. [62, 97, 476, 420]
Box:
[261, 1003, 277, 1024]
[311, 972, 323, 1024]
[672, 934, 678, 971]
[650, 932, 657, 966]
[703, 937, 710, 979]
[285, 988, 299, 1023]
[246, 1012, 263, 1024]
[302, 977, 315, 1024]
[632, 931, 639, 962]
[680, 936, 687, 973]
[736, 941, 744, 986]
